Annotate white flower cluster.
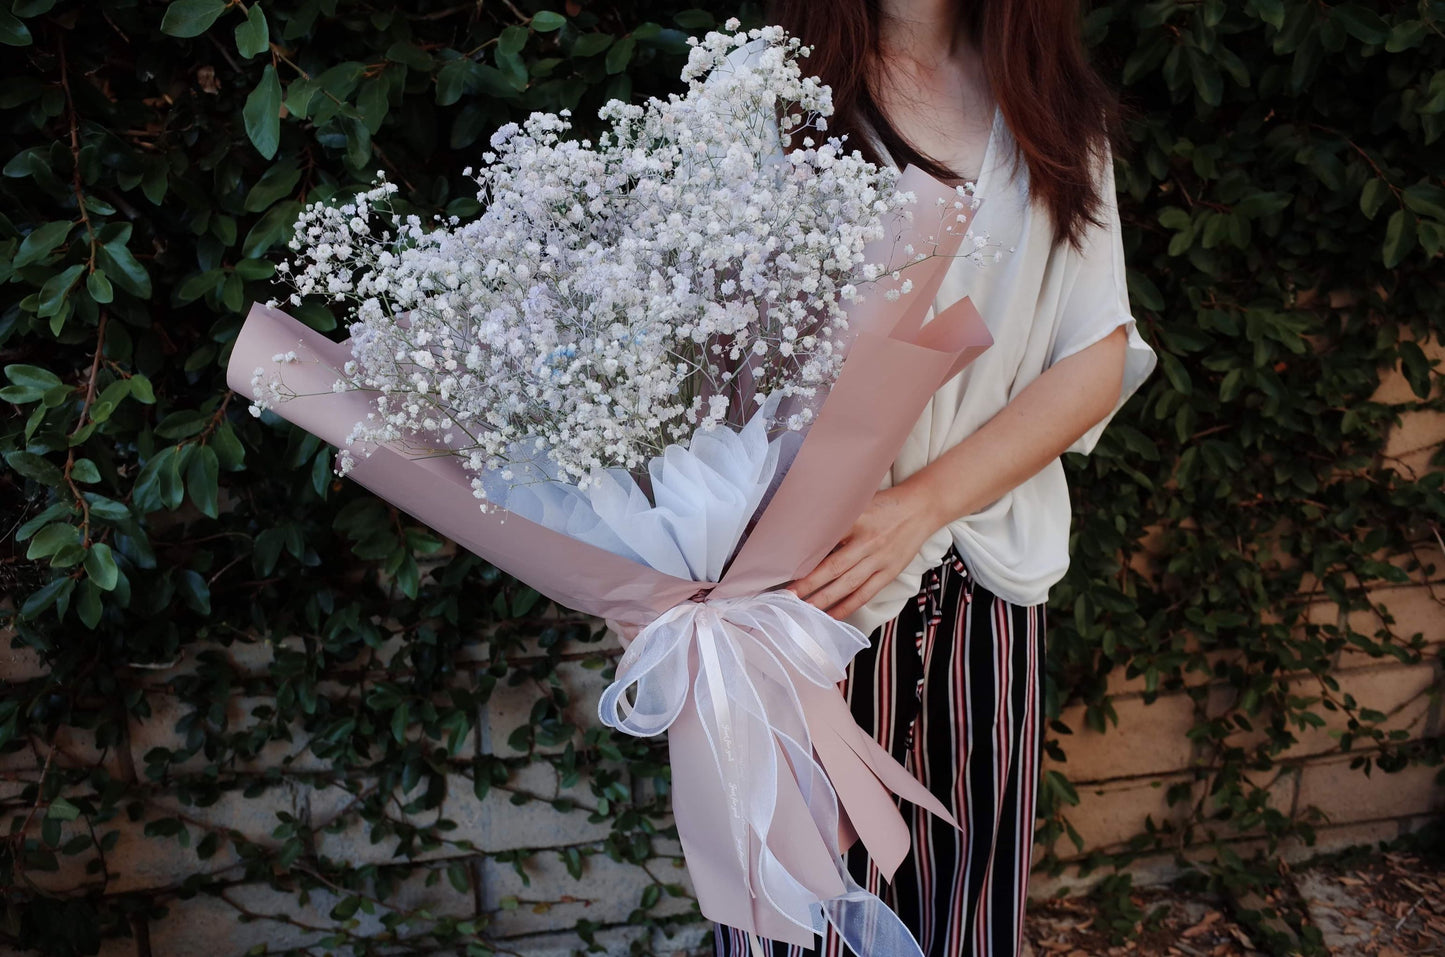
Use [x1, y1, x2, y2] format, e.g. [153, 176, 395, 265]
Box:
[271, 22, 977, 494]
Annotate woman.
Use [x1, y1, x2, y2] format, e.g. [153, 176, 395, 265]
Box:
[712, 1, 1159, 956]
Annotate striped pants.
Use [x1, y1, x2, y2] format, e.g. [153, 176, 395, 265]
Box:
[712, 547, 1047, 957]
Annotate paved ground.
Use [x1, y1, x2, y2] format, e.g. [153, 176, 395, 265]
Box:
[1023, 847, 1445, 956]
[1293, 849, 1445, 956]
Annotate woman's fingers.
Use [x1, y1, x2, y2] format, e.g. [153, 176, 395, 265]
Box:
[798, 551, 879, 613]
[826, 569, 894, 621]
[789, 535, 862, 601]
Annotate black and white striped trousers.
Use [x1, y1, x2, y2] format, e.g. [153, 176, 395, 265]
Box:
[713, 546, 1047, 957]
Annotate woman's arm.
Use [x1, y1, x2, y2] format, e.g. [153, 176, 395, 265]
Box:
[789, 324, 1130, 619]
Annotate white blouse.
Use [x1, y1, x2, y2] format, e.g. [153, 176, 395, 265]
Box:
[703, 42, 1158, 635]
[845, 104, 1159, 636]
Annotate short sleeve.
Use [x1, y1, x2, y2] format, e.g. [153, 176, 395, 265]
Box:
[1047, 144, 1159, 457]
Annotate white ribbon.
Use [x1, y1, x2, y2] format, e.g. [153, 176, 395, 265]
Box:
[599, 590, 935, 957]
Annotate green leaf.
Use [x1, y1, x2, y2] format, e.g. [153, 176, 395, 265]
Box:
[391, 701, 410, 744]
[211, 420, 245, 470]
[338, 115, 372, 168]
[1290, 34, 1322, 91]
[244, 159, 302, 213]
[1252, 0, 1284, 28]
[435, 60, 473, 106]
[97, 241, 152, 298]
[310, 447, 331, 496]
[6, 363, 64, 394]
[6, 450, 64, 486]
[176, 568, 211, 615]
[158, 448, 186, 509]
[129, 374, 156, 403]
[496, 48, 528, 91]
[1219, 367, 1245, 403]
[211, 287, 246, 330]
[0, 385, 41, 403]
[385, 41, 433, 70]
[1402, 183, 1445, 221]
[605, 37, 635, 75]
[1420, 220, 1445, 257]
[234, 3, 269, 58]
[155, 410, 210, 440]
[1184, 45, 1222, 106]
[159, 0, 228, 38]
[317, 60, 366, 97]
[234, 258, 275, 280]
[394, 552, 418, 598]
[15, 506, 74, 542]
[1232, 192, 1292, 218]
[185, 445, 220, 518]
[530, 10, 566, 32]
[253, 527, 285, 575]
[14, 221, 73, 269]
[46, 797, 81, 822]
[0, 9, 34, 46]
[1330, 4, 1388, 44]
[27, 523, 81, 561]
[1359, 178, 1391, 219]
[86, 269, 114, 304]
[330, 896, 361, 921]
[243, 64, 283, 159]
[70, 458, 100, 483]
[21, 577, 73, 618]
[242, 200, 302, 258]
[571, 33, 613, 58]
[137, 158, 167, 205]
[177, 269, 223, 305]
[283, 77, 319, 118]
[37, 263, 84, 319]
[1386, 20, 1427, 53]
[1383, 209, 1416, 267]
[1126, 270, 1164, 311]
[356, 77, 390, 134]
[1398, 341, 1433, 399]
[132, 447, 173, 512]
[84, 495, 130, 522]
[498, 24, 528, 56]
[1160, 352, 1193, 395]
[84, 543, 119, 591]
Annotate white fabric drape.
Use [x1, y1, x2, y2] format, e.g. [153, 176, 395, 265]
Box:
[848, 108, 1158, 635]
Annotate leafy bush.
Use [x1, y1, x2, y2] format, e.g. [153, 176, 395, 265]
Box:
[1, 0, 1441, 953]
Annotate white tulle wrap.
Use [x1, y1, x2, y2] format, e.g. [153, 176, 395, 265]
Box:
[481, 402, 932, 956]
[599, 590, 934, 957]
[487, 398, 785, 582]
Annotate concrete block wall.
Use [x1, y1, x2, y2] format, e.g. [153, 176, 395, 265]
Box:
[0, 630, 711, 957]
[4, 341, 1441, 954]
[1030, 338, 1445, 896]
[6, 576, 1438, 955]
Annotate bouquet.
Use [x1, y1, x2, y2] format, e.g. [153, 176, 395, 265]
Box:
[228, 23, 994, 956]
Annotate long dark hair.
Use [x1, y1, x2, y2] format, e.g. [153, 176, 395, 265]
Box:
[766, 1, 1125, 251]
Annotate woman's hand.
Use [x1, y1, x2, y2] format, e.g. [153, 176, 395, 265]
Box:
[788, 482, 943, 621]
[786, 326, 1131, 621]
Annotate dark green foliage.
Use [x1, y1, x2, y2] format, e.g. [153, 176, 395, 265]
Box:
[1035, 2, 1445, 946]
[0, 1, 1441, 954]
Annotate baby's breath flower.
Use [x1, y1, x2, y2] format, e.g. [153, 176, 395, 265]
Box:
[265, 22, 990, 497]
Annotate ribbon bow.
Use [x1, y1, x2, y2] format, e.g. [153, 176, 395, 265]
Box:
[599, 589, 947, 957]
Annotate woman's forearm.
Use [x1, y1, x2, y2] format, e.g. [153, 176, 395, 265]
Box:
[901, 325, 1131, 530]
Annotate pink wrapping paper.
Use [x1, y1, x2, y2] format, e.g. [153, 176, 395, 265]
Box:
[225, 166, 993, 946]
